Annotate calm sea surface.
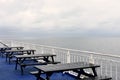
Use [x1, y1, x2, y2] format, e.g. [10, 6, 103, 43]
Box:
[14, 37, 120, 56]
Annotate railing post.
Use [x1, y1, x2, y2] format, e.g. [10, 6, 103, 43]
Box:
[67, 50, 70, 63]
[116, 63, 118, 80]
[89, 54, 94, 64]
[10, 40, 14, 47]
[41, 47, 44, 54]
[52, 49, 55, 55]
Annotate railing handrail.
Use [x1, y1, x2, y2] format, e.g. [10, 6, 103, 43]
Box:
[5, 40, 120, 80]
[0, 41, 9, 47]
[12, 40, 120, 58]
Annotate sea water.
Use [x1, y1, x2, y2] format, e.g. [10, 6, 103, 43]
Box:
[15, 37, 120, 56]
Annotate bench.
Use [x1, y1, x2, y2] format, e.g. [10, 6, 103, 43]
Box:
[33, 62, 101, 80]
[20, 61, 60, 68]
[82, 76, 112, 80]
[30, 71, 112, 80]
[14, 54, 59, 75]
[30, 71, 45, 80]
[20, 61, 60, 75]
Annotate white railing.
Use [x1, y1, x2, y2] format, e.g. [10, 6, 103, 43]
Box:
[1, 40, 120, 80]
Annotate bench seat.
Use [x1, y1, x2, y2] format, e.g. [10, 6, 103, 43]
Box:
[20, 61, 61, 67]
[20, 61, 60, 75]
[82, 76, 112, 80]
[30, 71, 112, 80]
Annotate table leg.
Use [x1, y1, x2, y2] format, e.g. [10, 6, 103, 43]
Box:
[36, 71, 41, 80]
[77, 69, 94, 78]
[9, 55, 11, 64]
[8, 52, 13, 64]
[20, 58, 26, 75]
[15, 58, 18, 70]
[46, 73, 53, 80]
[43, 56, 49, 62]
[6, 53, 8, 62]
[51, 56, 54, 63]
[92, 67, 97, 76]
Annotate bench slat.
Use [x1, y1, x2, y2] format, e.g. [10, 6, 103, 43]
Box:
[82, 76, 112, 80]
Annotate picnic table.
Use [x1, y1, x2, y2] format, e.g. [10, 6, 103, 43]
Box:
[5, 49, 35, 63]
[0, 46, 24, 57]
[33, 62, 100, 80]
[14, 54, 60, 75]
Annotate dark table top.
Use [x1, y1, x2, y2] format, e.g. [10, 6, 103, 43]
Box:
[14, 54, 56, 58]
[0, 46, 24, 49]
[5, 49, 35, 52]
[35, 62, 100, 72]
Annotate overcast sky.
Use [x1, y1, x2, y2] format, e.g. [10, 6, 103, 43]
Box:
[0, 0, 120, 38]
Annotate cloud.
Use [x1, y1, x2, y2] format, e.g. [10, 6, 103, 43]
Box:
[0, 0, 120, 37]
